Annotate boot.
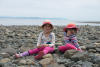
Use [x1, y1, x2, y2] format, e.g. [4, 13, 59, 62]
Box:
[34, 51, 44, 60]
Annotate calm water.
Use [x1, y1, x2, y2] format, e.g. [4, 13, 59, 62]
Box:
[0, 18, 100, 26]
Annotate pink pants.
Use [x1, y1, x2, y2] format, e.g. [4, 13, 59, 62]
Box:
[58, 43, 77, 52]
[28, 46, 54, 55]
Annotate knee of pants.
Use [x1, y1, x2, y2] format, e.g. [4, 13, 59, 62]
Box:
[58, 46, 66, 52]
[43, 47, 54, 53]
[43, 50, 49, 54]
[28, 48, 39, 55]
[65, 44, 77, 50]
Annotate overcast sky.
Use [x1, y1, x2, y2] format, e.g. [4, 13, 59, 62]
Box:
[0, 0, 100, 21]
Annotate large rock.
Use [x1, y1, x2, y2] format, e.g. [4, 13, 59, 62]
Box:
[43, 54, 53, 59]
[20, 44, 34, 52]
[64, 50, 78, 58]
[19, 59, 35, 65]
[1, 62, 17, 67]
[71, 65, 81, 67]
[88, 49, 96, 53]
[19, 60, 26, 65]
[0, 63, 4, 67]
[82, 61, 93, 67]
[39, 57, 54, 67]
[80, 46, 86, 50]
[94, 43, 100, 48]
[57, 58, 71, 64]
[96, 48, 100, 52]
[18, 65, 25, 67]
[71, 51, 88, 61]
[0, 47, 16, 56]
[86, 44, 96, 50]
[25, 59, 35, 65]
[0, 53, 10, 58]
[0, 58, 11, 63]
[39, 54, 54, 67]
[92, 55, 100, 64]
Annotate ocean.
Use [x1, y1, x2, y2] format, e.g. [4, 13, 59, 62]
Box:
[0, 18, 100, 26]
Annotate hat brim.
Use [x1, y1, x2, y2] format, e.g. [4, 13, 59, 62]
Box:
[42, 23, 53, 29]
[63, 27, 78, 31]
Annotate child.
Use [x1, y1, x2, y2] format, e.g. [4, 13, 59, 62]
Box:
[15, 20, 55, 60]
[58, 23, 82, 53]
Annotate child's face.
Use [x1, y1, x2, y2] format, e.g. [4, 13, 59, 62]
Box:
[67, 30, 72, 35]
[66, 28, 76, 35]
[43, 24, 52, 33]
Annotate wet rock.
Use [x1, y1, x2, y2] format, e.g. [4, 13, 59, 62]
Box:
[19, 60, 26, 65]
[18, 66, 25, 67]
[19, 59, 35, 65]
[43, 54, 53, 59]
[86, 44, 96, 50]
[88, 49, 96, 53]
[0, 40, 5, 43]
[82, 61, 93, 67]
[92, 64, 99, 67]
[20, 44, 34, 52]
[39, 58, 54, 66]
[94, 43, 100, 48]
[3, 62, 17, 67]
[64, 61, 75, 67]
[71, 65, 81, 67]
[0, 53, 10, 58]
[20, 46, 31, 52]
[57, 58, 71, 64]
[92, 55, 100, 64]
[0, 58, 11, 63]
[52, 63, 65, 67]
[96, 48, 100, 52]
[88, 35, 98, 40]
[0, 63, 4, 67]
[71, 52, 88, 61]
[25, 59, 35, 65]
[0, 47, 16, 56]
[80, 46, 86, 50]
[77, 60, 83, 65]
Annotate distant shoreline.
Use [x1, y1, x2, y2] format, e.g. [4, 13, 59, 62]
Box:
[78, 22, 100, 24]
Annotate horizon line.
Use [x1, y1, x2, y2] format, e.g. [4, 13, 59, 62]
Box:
[0, 16, 67, 20]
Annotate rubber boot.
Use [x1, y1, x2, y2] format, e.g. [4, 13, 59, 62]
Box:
[34, 51, 44, 60]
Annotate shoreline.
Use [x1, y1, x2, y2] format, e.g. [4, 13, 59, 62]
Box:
[0, 24, 100, 26]
[78, 22, 100, 24]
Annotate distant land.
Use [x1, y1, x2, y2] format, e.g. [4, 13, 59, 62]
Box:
[78, 21, 100, 24]
[0, 16, 67, 20]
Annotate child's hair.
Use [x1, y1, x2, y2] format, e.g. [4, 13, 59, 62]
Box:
[65, 28, 77, 34]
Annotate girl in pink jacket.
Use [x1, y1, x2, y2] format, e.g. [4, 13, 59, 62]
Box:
[15, 20, 55, 60]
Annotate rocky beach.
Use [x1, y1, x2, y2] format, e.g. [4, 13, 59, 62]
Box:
[0, 25, 100, 67]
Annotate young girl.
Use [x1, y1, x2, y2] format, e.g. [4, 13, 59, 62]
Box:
[58, 23, 82, 53]
[15, 20, 55, 60]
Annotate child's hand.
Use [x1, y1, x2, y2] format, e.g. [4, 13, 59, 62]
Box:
[37, 45, 42, 48]
[43, 44, 49, 47]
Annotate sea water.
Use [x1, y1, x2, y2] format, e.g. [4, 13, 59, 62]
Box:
[0, 18, 100, 26]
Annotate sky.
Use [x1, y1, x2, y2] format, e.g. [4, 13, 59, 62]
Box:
[0, 0, 100, 21]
